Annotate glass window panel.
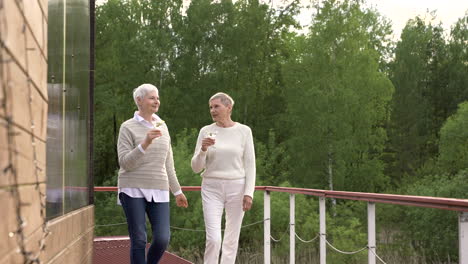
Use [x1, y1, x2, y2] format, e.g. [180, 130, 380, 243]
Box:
[46, 0, 91, 220]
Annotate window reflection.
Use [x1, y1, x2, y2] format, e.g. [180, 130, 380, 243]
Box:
[46, 0, 91, 220]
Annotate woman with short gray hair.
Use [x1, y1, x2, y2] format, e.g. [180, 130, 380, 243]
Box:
[117, 83, 188, 264]
[191, 92, 256, 264]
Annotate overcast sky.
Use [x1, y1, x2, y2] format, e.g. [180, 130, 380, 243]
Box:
[296, 0, 468, 38]
[97, 0, 468, 39]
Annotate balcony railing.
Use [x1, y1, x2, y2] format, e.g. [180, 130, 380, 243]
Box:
[95, 186, 468, 264]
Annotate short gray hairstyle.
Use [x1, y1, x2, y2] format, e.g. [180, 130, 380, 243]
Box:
[209, 92, 234, 107]
[133, 83, 159, 107]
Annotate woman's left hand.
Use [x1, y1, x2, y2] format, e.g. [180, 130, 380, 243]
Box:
[176, 193, 189, 208]
[243, 195, 253, 211]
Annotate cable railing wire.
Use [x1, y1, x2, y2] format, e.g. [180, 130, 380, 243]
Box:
[324, 237, 368, 255]
[93, 197, 389, 262]
[295, 232, 319, 243]
[95, 221, 388, 263]
[321, 234, 388, 263]
[369, 247, 388, 264]
[94, 215, 389, 263]
[241, 219, 266, 228]
[270, 224, 290, 242]
[95, 218, 267, 232]
[170, 226, 205, 232]
[96, 219, 319, 243]
[95, 222, 127, 227]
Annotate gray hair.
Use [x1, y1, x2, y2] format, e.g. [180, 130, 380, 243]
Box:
[209, 92, 234, 107]
[133, 83, 159, 107]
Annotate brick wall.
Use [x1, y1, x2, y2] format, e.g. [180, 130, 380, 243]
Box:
[0, 1, 94, 263]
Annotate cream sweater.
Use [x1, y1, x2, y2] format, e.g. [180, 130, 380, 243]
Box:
[117, 119, 181, 193]
[191, 123, 256, 198]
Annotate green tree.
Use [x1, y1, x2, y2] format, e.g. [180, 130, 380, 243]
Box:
[387, 15, 450, 183]
[170, 0, 301, 140]
[95, 0, 147, 182]
[438, 101, 468, 174]
[94, 0, 183, 183]
[283, 0, 393, 192]
[445, 15, 468, 119]
[397, 170, 468, 261]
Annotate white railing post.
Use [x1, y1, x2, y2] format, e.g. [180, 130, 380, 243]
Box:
[290, 194, 295, 264]
[319, 196, 326, 264]
[264, 191, 271, 264]
[368, 202, 376, 264]
[460, 212, 468, 264]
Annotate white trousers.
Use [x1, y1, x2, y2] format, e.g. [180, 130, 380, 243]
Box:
[202, 178, 245, 264]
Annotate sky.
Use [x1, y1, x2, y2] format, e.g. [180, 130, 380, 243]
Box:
[96, 0, 468, 39]
[368, 0, 467, 38]
[295, 0, 468, 38]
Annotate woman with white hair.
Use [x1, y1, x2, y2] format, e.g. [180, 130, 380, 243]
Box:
[191, 92, 256, 264]
[117, 83, 188, 264]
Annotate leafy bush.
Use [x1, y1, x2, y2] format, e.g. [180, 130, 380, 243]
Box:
[438, 101, 468, 174]
[383, 170, 468, 261]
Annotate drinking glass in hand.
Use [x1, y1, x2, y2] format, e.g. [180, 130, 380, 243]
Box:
[206, 130, 218, 150]
[207, 131, 217, 139]
[152, 120, 165, 139]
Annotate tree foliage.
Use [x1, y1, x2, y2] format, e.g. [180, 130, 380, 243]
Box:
[387, 14, 468, 184]
[93, 0, 468, 262]
[283, 0, 393, 192]
[438, 101, 468, 174]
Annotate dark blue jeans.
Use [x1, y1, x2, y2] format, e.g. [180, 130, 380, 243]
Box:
[119, 192, 170, 264]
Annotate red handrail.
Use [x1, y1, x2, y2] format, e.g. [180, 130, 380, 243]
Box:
[94, 186, 468, 212]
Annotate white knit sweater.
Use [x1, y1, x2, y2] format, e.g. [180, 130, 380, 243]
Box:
[191, 122, 256, 198]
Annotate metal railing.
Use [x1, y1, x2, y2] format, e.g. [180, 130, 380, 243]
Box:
[95, 186, 468, 264]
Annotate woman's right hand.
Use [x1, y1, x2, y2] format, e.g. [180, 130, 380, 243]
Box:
[141, 129, 162, 150]
[176, 193, 189, 208]
[201, 137, 215, 152]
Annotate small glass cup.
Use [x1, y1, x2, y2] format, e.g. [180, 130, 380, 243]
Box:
[152, 120, 165, 139]
[207, 130, 218, 139]
[205, 130, 218, 149]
